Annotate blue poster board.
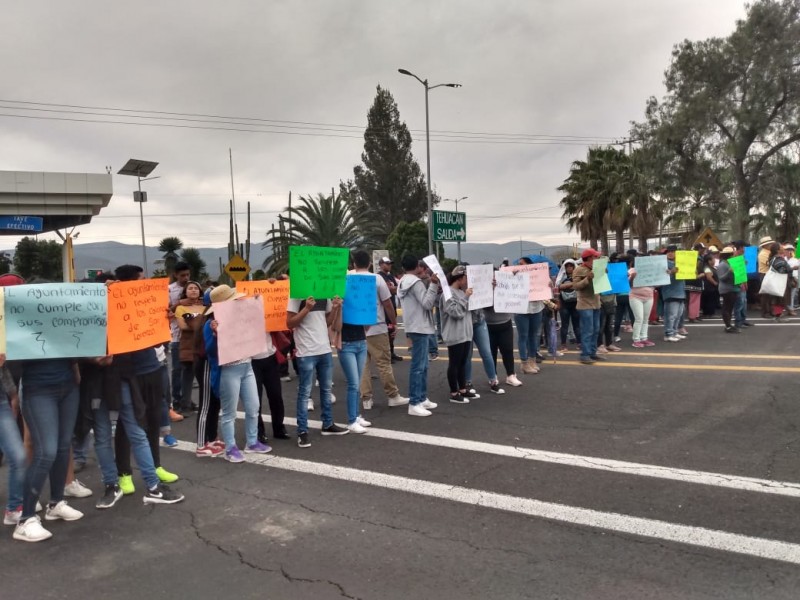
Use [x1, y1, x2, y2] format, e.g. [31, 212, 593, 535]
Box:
[342, 274, 377, 326]
[4, 283, 108, 359]
[607, 262, 631, 294]
[744, 246, 758, 274]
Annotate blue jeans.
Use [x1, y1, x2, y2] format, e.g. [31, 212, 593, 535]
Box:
[0, 399, 25, 511]
[338, 340, 367, 424]
[578, 308, 601, 359]
[117, 381, 160, 489]
[514, 312, 543, 362]
[92, 400, 123, 487]
[664, 300, 684, 337]
[465, 319, 497, 383]
[170, 342, 182, 405]
[296, 353, 333, 433]
[21, 383, 79, 519]
[159, 363, 170, 433]
[734, 287, 748, 326]
[407, 333, 430, 406]
[219, 361, 259, 450]
[428, 333, 438, 354]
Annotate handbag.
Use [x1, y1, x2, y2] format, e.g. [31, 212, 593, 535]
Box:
[760, 268, 788, 297]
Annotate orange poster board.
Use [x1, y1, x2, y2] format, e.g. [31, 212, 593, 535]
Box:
[236, 280, 290, 332]
[107, 279, 171, 354]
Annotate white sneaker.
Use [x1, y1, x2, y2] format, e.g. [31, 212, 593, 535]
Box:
[280, 375, 292, 382]
[4, 508, 21, 525]
[13, 516, 52, 542]
[64, 479, 93, 498]
[408, 404, 432, 417]
[362, 397, 373, 410]
[664, 336, 680, 342]
[330, 393, 336, 404]
[674, 334, 687, 340]
[356, 416, 372, 427]
[387, 395, 409, 407]
[505, 374, 523, 387]
[421, 399, 438, 410]
[347, 422, 368, 434]
[306, 399, 314, 411]
[45, 500, 84, 522]
[36, 501, 43, 513]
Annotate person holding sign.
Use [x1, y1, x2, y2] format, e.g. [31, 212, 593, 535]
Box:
[397, 254, 441, 417]
[513, 257, 545, 375]
[174, 281, 205, 415]
[352, 252, 408, 412]
[573, 249, 603, 364]
[204, 285, 273, 463]
[716, 247, 740, 333]
[286, 292, 348, 448]
[628, 262, 656, 348]
[440, 266, 477, 404]
[556, 259, 581, 350]
[660, 246, 687, 342]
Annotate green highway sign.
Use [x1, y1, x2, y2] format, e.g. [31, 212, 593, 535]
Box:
[432, 210, 467, 242]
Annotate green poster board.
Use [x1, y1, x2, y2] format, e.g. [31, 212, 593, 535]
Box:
[728, 255, 748, 285]
[289, 246, 349, 299]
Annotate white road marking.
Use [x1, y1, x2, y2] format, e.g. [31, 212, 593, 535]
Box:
[172, 439, 800, 565]
[235, 412, 800, 498]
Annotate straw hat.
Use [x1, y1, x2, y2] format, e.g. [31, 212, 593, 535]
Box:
[759, 236, 775, 247]
[204, 284, 245, 315]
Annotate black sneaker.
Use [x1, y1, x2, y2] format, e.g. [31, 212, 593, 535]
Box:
[449, 393, 470, 404]
[461, 390, 481, 399]
[391, 354, 404, 362]
[725, 326, 741, 333]
[321, 424, 349, 436]
[143, 484, 184, 505]
[489, 382, 505, 395]
[95, 484, 123, 510]
[741, 322, 754, 327]
[297, 432, 311, 448]
[590, 355, 607, 361]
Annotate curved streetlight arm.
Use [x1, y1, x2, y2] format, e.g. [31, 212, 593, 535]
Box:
[430, 83, 462, 90]
[398, 68, 426, 86]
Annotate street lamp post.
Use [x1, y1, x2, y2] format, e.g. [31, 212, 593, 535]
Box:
[398, 68, 461, 257]
[443, 196, 468, 261]
[118, 159, 159, 277]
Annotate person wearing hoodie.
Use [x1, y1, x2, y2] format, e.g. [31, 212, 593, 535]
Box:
[396, 254, 440, 417]
[556, 259, 581, 351]
[572, 249, 603, 364]
[441, 266, 478, 404]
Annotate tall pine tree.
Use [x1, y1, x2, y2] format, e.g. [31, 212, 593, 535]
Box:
[346, 86, 431, 245]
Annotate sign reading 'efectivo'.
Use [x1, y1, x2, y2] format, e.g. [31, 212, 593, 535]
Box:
[432, 210, 466, 242]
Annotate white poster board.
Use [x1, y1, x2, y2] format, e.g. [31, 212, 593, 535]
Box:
[466, 264, 494, 310]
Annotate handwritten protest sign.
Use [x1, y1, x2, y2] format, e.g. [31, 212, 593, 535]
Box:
[728, 255, 748, 285]
[0, 289, 5, 354]
[213, 296, 268, 364]
[236, 280, 290, 331]
[675, 250, 699, 280]
[5, 283, 108, 360]
[632, 255, 671, 287]
[422, 254, 452, 301]
[500, 263, 552, 301]
[343, 274, 378, 325]
[289, 246, 349, 299]
[106, 279, 170, 355]
[493, 270, 530, 313]
[592, 257, 612, 294]
[466, 264, 494, 310]
[607, 262, 631, 294]
[744, 246, 758, 274]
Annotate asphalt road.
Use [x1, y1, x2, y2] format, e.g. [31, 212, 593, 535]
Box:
[4, 314, 800, 599]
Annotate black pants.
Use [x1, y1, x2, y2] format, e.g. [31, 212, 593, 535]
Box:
[613, 295, 632, 337]
[721, 291, 737, 327]
[446, 341, 471, 393]
[195, 356, 220, 446]
[559, 302, 580, 345]
[115, 370, 163, 475]
[487, 320, 515, 376]
[251, 355, 286, 438]
[597, 303, 616, 347]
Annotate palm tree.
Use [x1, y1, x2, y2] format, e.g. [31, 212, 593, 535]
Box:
[262, 191, 366, 276]
[179, 247, 208, 282]
[158, 236, 183, 277]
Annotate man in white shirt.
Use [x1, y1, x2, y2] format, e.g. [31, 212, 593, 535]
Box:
[286, 294, 347, 448]
[350, 251, 409, 410]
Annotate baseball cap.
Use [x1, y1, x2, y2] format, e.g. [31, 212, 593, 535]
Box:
[379, 257, 392, 264]
[451, 265, 467, 278]
[580, 248, 601, 260]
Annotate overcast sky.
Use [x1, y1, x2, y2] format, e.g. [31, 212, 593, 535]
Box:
[0, 0, 746, 254]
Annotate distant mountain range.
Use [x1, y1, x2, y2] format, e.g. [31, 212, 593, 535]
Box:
[2, 240, 573, 279]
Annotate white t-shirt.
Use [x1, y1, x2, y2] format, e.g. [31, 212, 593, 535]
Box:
[788, 257, 800, 281]
[287, 298, 332, 357]
[168, 281, 184, 342]
[366, 274, 391, 337]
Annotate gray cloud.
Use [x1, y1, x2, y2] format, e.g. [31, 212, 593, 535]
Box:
[0, 0, 746, 251]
